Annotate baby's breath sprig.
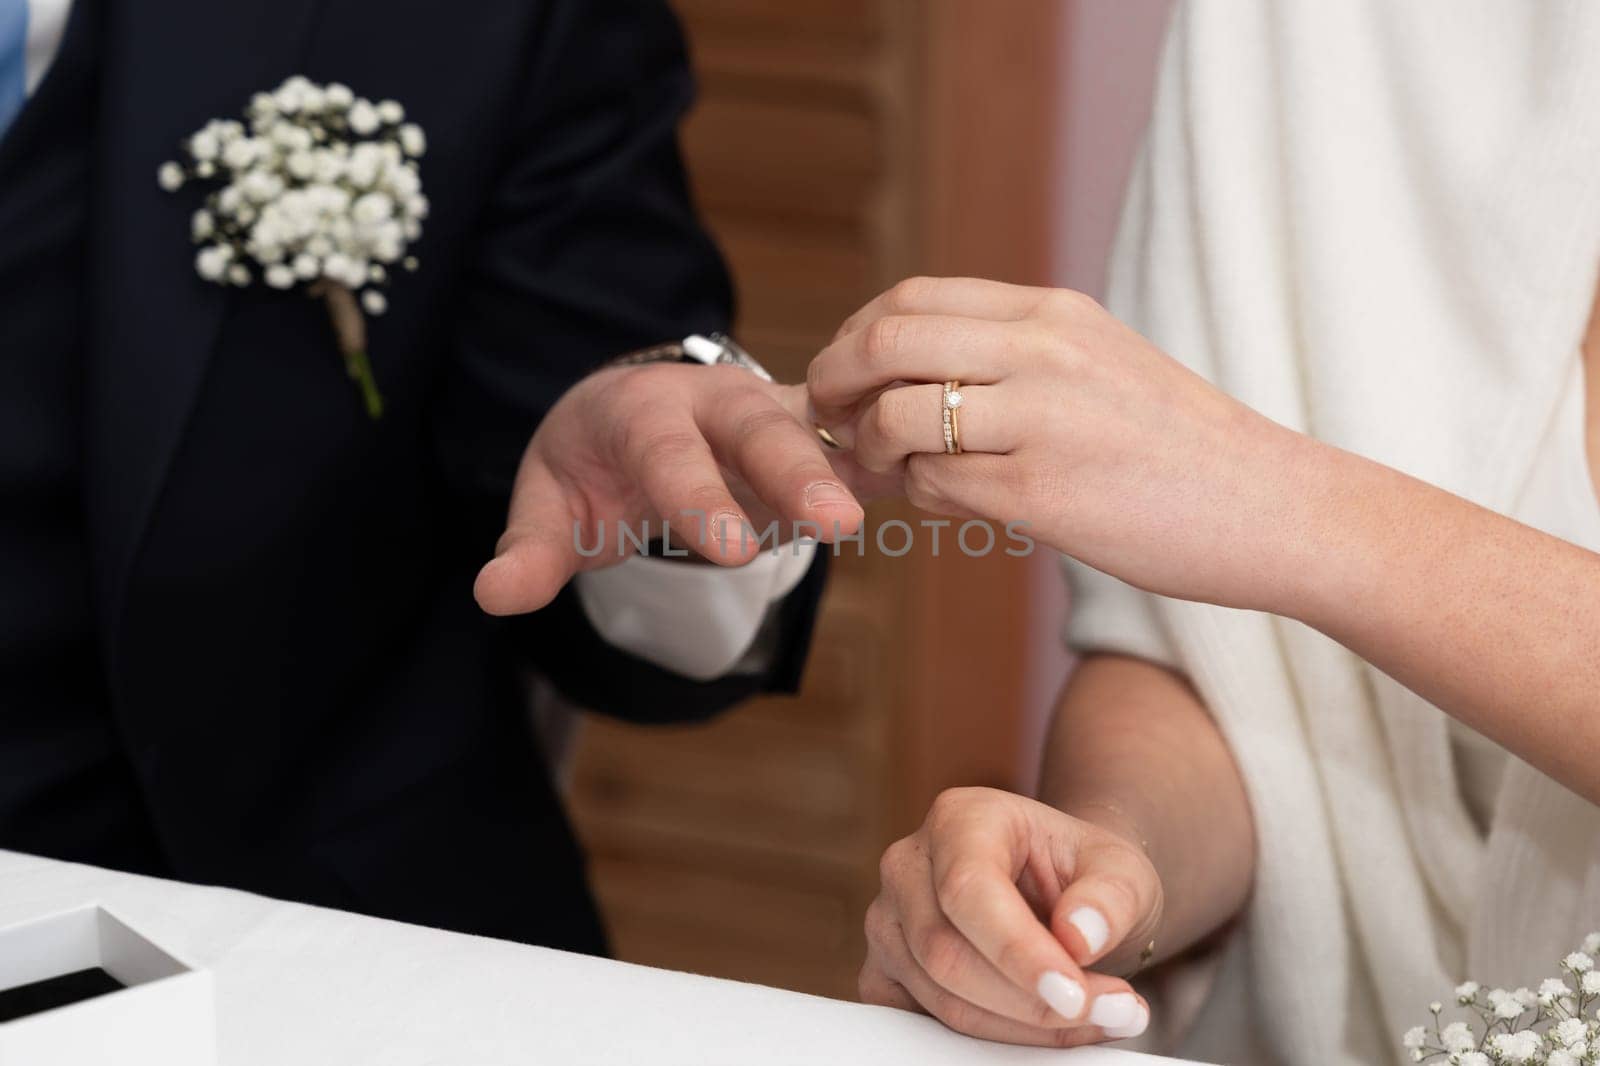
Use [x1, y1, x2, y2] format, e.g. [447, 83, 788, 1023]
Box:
[1402, 935, 1600, 1066]
[158, 75, 428, 419]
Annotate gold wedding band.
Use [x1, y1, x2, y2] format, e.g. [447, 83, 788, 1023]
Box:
[942, 381, 964, 455]
[814, 423, 844, 450]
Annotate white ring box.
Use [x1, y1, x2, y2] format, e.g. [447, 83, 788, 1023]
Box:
[0, 904, 214, 1065]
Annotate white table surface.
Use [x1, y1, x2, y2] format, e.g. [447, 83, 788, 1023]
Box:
[0, 850, 1192, 1065]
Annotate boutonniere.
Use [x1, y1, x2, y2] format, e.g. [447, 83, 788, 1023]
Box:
[158, 76, 429, 419]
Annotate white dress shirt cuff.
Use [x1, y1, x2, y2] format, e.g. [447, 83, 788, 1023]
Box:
[574, 540, 818, 682]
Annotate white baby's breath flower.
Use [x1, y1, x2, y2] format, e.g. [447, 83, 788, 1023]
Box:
[1549, 1050, 1579, 1066]
[1582, 934, 1600, 956]
[322, 252, 357, 284]
[1488, 1030, 1541, 1063]
[195, 160, 216, 179]
[222, 137, 259, 170]
[1457, 1054, 1489, 1066]
[1455, 981, 1480, 1002]
[1540, 977, 1573, 1005]
[345, 146, 383, 188]
[312, 149, 345, 184]
[273, 75, 313, 114]
[1553, 1017, 1588, 1049]
[1566, 953, 1594, 974]
[1512, 987, 1538, 1009]
[272, 122, 314, 153]
[348, 99, 380, 135]
[286, 150, 316, 181]
[1582, 970, 1600, 995]
[368, 264, 386, 284]
[292, 252, 320, 280]
[241, 169, 284, 203]
[189, 128, 220, 161]
[158, 162, 185, 191]
[195, 245, 231, 282]
[371, 222, 404, 263]
[352, 191, 394, 226]
[1441, 1021, 1474, 1053]
[1488, 988, 1523, 1019]
[1402, 1027, 1426, 1050]
[399, 123, 426, 157]
[361, 289, 387, 316]
[191, 210, 214, 241]
[264, 264, 295, 290]
[386, 164, 421, 200]
[226, 263, 251, 286]
[376, 99, 404, 124]
[324, 82, 354, 109]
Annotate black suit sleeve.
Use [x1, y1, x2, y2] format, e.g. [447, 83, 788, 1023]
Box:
[430, 0, 824, 724]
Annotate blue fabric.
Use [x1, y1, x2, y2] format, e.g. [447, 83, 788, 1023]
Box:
[0, 0, 25, 140]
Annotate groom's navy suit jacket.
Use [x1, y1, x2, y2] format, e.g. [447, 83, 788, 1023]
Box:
[0, 0, 822, 954]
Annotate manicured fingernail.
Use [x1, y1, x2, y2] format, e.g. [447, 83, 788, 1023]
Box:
[1088, 992, 1139, 1031]
[1067, 907, 1110, 956]
[1036, 971, 1085, 1022]
[708, 512, 749, 553]
[1104, 1002, 1150, 1040]
[805, 481, 856, 511]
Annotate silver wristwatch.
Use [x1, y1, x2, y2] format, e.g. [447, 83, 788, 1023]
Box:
[608, 332, 774, 383]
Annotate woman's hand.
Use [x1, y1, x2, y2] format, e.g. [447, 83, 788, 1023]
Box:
[861, 787, 1160, 1047]
[807, 276, 1320, 613]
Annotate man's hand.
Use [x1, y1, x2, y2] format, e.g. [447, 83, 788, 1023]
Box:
[861, 787, 1160, 1047]
[474, 363, 873, 616]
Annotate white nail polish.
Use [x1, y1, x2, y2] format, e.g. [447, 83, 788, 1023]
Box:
[1088, 992, 1140, 1031]
[1104, 1002, 1151, 1040]
[1067, 906, 1110, 956]
[1035, 971, 1086, 1022]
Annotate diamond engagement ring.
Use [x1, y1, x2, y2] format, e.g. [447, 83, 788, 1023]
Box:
[942, 380, 963, 454]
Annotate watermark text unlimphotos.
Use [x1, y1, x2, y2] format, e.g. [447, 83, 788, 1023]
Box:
[574, 511, 1035, 560]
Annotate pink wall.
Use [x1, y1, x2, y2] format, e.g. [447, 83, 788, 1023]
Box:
[1021, 0, 1175, 782]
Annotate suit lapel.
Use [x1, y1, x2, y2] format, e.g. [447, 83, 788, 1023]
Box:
[86, 0, 325, 654]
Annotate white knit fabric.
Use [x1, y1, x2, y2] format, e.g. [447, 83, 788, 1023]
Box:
[1062, 4, 1600, 1063]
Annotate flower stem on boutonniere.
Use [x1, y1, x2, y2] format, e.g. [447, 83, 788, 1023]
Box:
[311, 280, 383, 419]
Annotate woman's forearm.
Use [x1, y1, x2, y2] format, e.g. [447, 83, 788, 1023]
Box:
[1040, 654, 1255, 967]
[1271, 433, 1600, 802]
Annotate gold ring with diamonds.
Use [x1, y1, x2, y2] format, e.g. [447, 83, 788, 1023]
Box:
[942, 381, 963, 454]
